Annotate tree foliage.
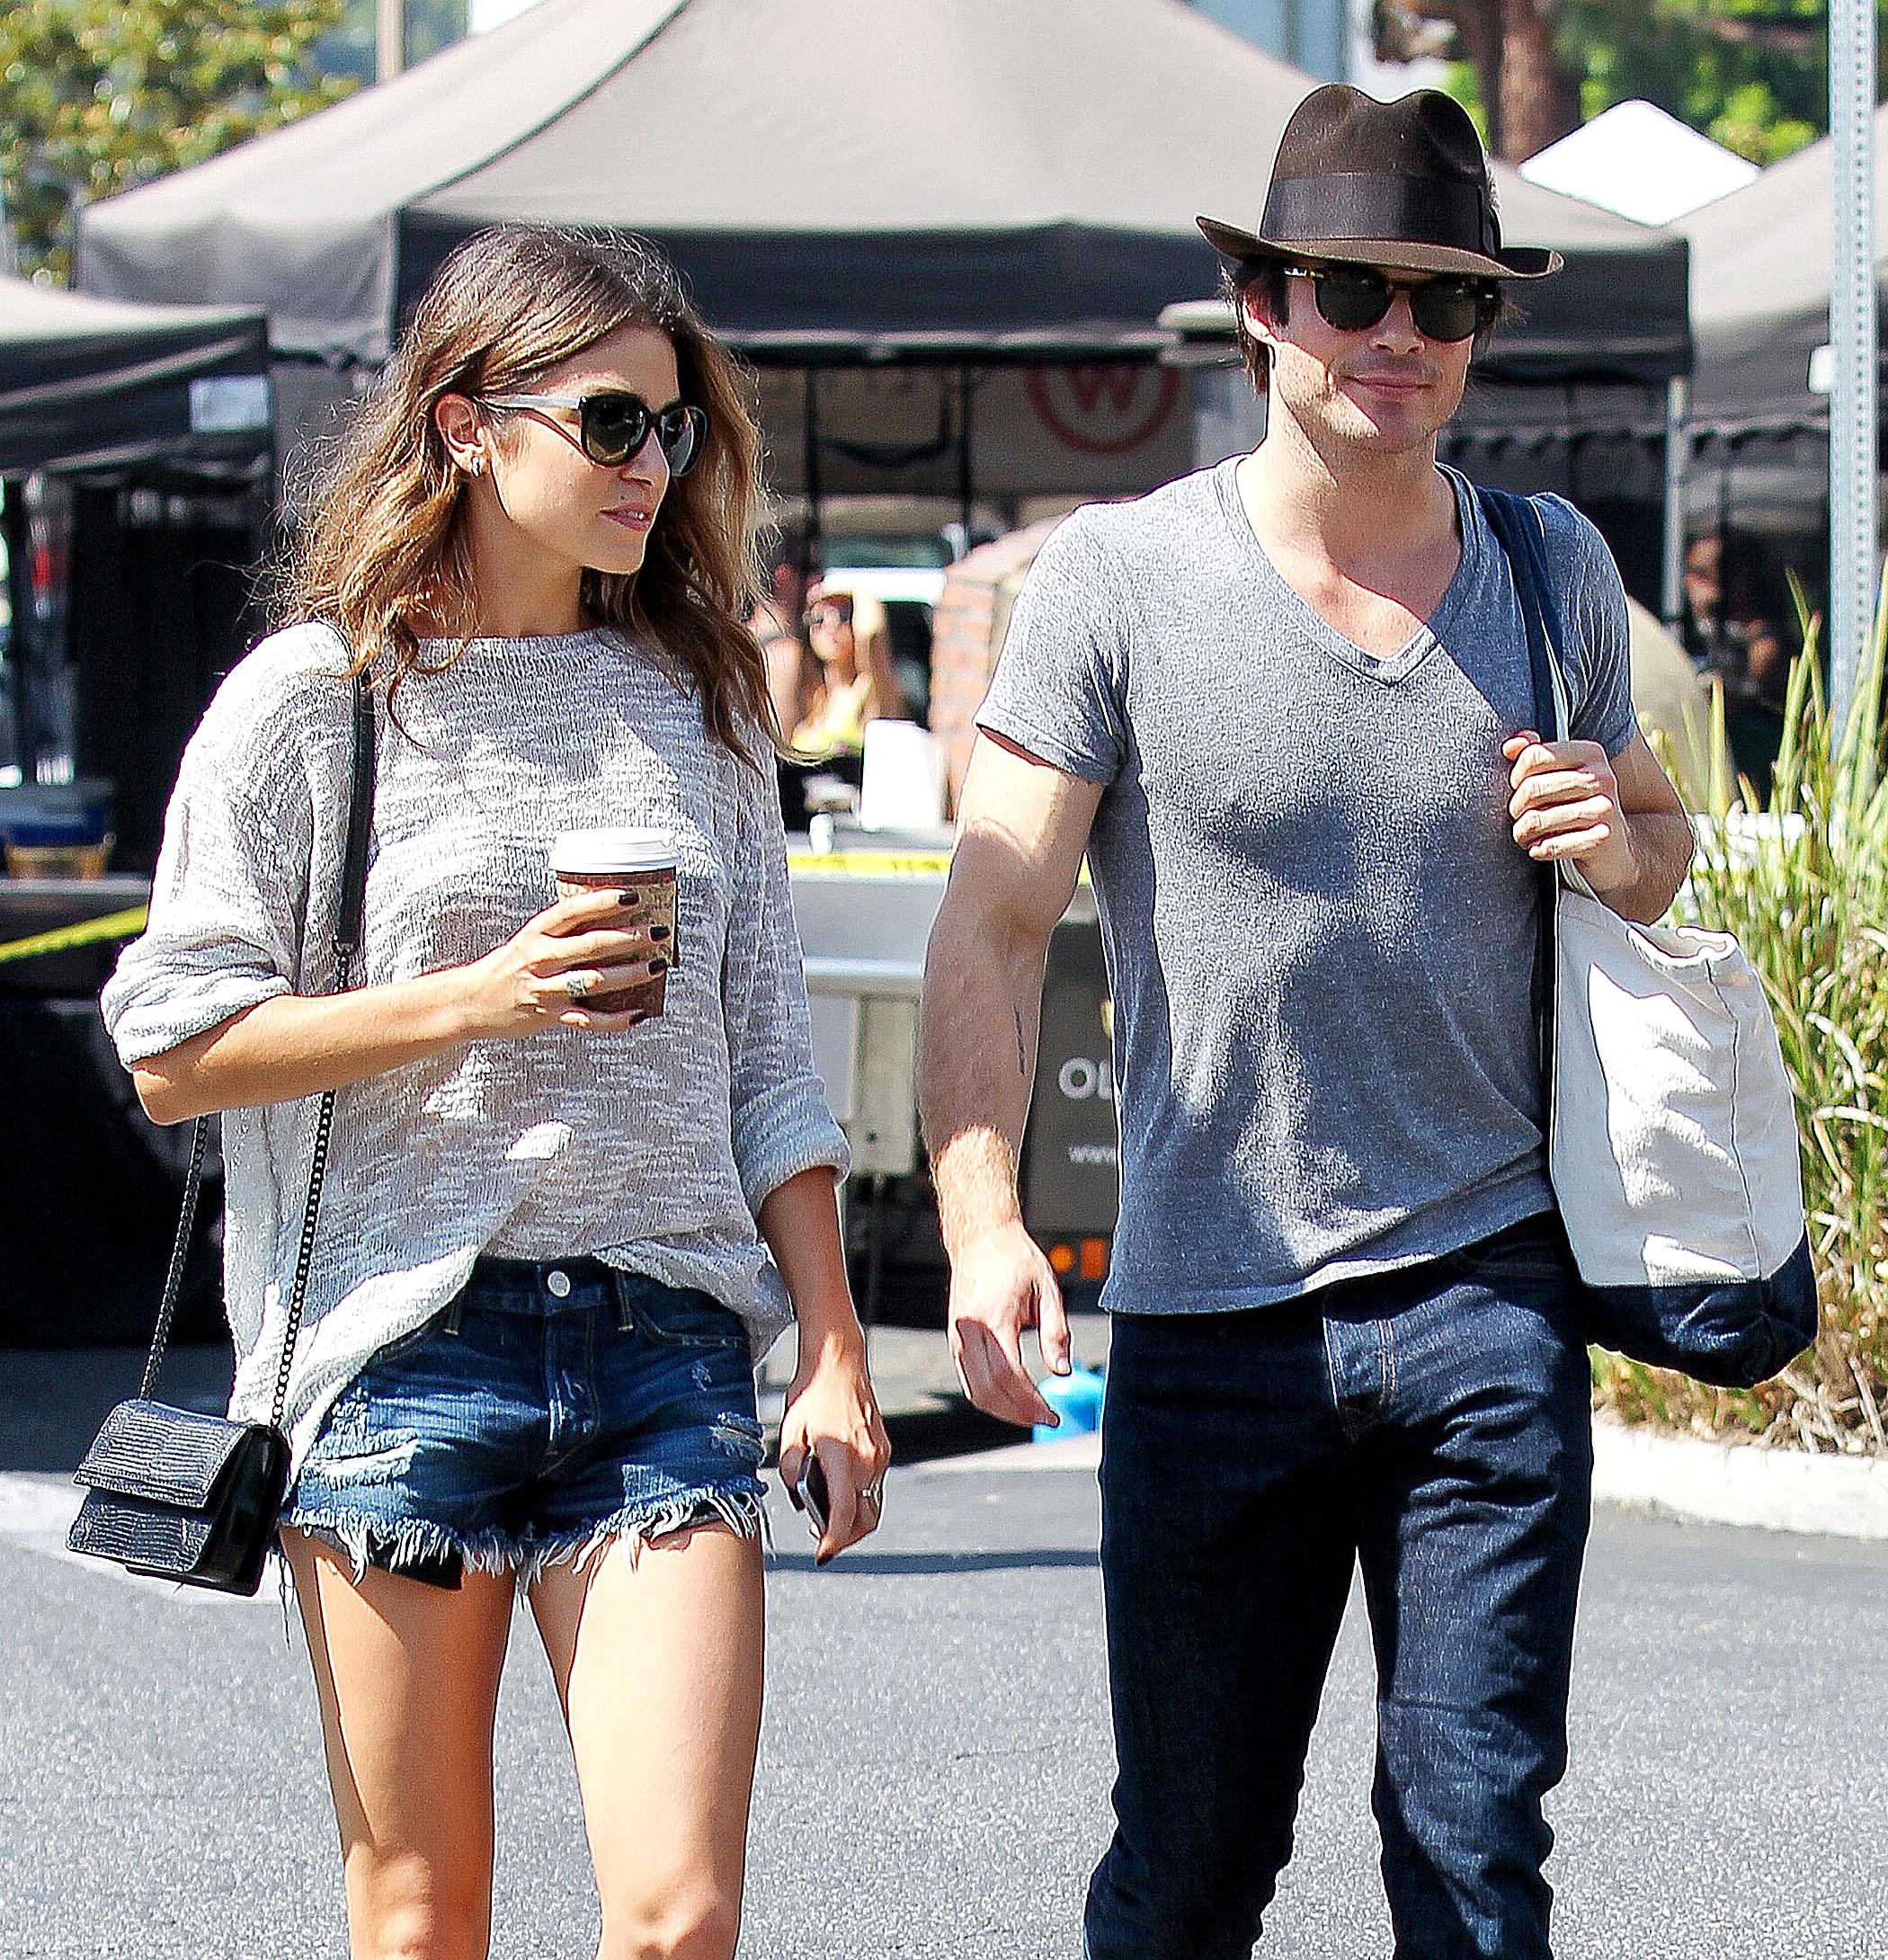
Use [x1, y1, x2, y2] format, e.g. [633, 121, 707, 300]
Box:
[0, 0, 358, 283]
[1563, 0, 1826, 165]
[1377, 0, 1844, 165]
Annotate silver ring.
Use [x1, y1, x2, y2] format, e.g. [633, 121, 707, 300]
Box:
[564, 972, 592, 1002]
[861, 1476, 885, 1510]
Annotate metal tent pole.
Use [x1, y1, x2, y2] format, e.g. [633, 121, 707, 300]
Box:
[1661, 377, 1690, 632]
[1, 486, 29, 773]
[802, 369, 823, 571]
[377, 0, 405, 81]
[1830, 0, 1877, 740]
[957, 367, 975, 549]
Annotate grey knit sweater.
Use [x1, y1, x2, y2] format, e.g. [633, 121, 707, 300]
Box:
[102, 622, 849, 1475]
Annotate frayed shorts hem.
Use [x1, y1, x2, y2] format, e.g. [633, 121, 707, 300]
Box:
[283, 1480, 768, 1590]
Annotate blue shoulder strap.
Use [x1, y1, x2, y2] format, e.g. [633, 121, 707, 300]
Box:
[1472, 482, 1564, 1109]
[1473, 484, 1569, 742]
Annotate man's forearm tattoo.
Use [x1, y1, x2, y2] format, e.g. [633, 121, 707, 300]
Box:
[1015, 1006, 1028, 1079]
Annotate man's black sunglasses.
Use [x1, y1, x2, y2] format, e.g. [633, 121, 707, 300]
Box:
[479, 390, 708, 476]
[1284, 264, 1495, 344]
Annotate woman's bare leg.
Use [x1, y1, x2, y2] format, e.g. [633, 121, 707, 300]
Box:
[529, 1521, 765, 1960]
[282, 1528, 517, 1960]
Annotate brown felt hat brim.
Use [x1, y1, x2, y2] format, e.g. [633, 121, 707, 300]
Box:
[1197, 214, 1561, 281]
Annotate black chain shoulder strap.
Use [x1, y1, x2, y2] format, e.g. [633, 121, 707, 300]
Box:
[138, 670, 377, 1430]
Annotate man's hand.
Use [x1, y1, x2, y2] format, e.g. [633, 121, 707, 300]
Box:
[947, 1219, 1073, 1429]
[922, 734, 1102, 1430]
[1503, 730, 1636, 893]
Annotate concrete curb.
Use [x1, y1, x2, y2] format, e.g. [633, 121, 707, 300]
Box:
[1590, 1414, 1888, 1539]
[915, 1418, 1888, 1541]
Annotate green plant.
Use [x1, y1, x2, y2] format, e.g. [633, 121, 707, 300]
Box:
[0, 0, 355, 283]
[1596, 583, 1888, 1454]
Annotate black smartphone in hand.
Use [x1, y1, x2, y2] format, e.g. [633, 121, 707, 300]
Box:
[788, 1452, 830, 1537]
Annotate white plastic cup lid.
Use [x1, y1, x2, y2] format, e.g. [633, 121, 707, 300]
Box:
[550, 827, 677, 875]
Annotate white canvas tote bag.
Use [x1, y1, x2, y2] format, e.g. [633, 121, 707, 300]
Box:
[1478, 487, 1816, 1386]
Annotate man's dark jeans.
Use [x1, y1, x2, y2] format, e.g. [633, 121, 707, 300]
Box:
[1083, 1213, 1593, 1960]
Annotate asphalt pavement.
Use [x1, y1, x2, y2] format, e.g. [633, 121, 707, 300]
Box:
[3, 1388, 1885, 1959]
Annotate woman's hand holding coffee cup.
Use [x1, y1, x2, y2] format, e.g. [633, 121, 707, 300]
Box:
[548, 827, 681, 1020]
[459, 888, 668, 1038]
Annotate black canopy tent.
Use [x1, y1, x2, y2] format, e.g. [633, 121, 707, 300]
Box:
[0, 277, 271, 479]
[0, 281, 271, 1344]
[76, 0, 1690, 517]
[1675, 111, 1888, 582]
[1646, 124, 1888, 691]
[1681, 110, 1888, 448]
[1, 276, 273, 868]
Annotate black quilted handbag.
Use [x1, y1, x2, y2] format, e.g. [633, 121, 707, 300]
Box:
[68, 673, 375, 1596]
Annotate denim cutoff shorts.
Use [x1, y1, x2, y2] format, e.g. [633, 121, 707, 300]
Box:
[282, 1257, 768, 1589]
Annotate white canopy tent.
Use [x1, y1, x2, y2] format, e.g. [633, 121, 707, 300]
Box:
[1520, 101, 1758, 230]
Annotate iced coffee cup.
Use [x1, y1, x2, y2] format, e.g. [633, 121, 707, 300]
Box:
[549, 828, 679, 1019]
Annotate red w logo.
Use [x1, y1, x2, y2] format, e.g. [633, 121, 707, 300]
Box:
[1063, 367, 1145, 414]
[1025, 368, 1182, 457]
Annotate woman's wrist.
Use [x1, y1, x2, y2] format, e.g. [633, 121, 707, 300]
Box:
[396, 963, 493, 1049]
[793, 1297, 868, 1368]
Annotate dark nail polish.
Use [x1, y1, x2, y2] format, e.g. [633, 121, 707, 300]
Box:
[617, 888, 639, 906]
[649, 958, 669, 976]
[649, 923, 672, 940]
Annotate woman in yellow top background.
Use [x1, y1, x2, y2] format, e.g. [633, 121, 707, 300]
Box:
[790, 581, 906, 759]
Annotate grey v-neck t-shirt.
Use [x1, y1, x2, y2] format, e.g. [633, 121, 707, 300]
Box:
[975, 459, 1637, 1313]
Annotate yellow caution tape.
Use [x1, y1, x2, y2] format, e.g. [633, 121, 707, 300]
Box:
[0, 869, 955, 967]
[0, 904, 148, 967]
[788, 849, 1094, 886]
[788, 851, 955, 878]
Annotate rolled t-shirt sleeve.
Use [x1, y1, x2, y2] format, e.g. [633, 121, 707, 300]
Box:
[720, 738, 850, 1217]
[100, 645, 323, 1068]
[1543, 494, 1639, 760]
[975, 512, 1129, 785]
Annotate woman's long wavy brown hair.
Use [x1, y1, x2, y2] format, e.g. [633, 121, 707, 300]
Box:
[276, 225, 772, 763]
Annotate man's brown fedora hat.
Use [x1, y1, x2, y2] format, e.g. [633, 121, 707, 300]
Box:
[1198, 85, 1562, 281]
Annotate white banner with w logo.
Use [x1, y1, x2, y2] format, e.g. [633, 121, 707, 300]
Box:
[755, 364, 1193, 499]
